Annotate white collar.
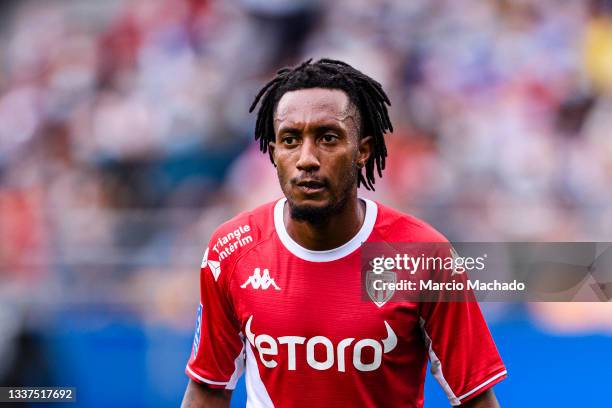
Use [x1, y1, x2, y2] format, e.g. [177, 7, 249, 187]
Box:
[273, 197, 378, 262]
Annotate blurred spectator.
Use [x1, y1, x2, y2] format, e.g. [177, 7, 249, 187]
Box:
[0, 0, 611, 403]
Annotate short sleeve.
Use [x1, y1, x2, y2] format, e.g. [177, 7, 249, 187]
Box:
[418, 246, 507, 405]
[185, 242, 246, 389]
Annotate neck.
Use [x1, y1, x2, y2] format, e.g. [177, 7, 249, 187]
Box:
[284, 193, 365, 251]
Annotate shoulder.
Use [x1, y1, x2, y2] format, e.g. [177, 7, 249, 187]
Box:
[372, 200, 448, 243]
[202, 200, 278, 282]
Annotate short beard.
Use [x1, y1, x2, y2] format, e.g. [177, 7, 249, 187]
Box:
[288, 196, 349, 225]
[286, 162, 358, 226]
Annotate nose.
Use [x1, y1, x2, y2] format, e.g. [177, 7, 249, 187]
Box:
[296, 138, 320, 172]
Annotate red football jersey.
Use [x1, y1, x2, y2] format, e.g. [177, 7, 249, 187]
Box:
[186, 198, 506, 407]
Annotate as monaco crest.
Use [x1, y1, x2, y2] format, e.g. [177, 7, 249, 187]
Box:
[366, 271, 396, 307]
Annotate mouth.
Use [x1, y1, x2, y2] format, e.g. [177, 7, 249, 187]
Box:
[295, 179, 326, 195]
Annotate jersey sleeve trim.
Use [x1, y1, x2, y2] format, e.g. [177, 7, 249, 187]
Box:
[458, 369, 507, 402]
[419, 317, 506, 406]
[185, 365, 229, 386]
[186, 336, 246, 390]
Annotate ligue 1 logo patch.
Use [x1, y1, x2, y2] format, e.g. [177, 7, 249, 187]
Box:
[193, 304, 202, 356]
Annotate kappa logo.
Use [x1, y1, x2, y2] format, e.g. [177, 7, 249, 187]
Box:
[241, 268, 281, 290]
[201, 247, 221, 281]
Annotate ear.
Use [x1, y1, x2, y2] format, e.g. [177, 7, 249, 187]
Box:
[268, 141, 277, 167]
[357, 136, 373, 169]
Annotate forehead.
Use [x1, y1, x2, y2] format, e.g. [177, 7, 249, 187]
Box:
[274, 88, 356, 128]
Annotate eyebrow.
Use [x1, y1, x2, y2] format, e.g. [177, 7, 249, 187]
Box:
[316, 124, 345, 134]
[277, 126, 302, 135]
[277, 123, 346, 135]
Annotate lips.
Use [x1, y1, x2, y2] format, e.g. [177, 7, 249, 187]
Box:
[295, 179, 326, 194]
[297, 180, 325, 188]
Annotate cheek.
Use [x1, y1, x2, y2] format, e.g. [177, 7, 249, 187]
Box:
[274, 153, 294, 183]
[330, 152, 358, 178]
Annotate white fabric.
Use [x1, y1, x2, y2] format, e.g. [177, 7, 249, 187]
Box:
[273, 197, 377, 262]
[245, 343, 275, 407]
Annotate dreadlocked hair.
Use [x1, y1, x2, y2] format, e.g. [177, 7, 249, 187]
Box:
[249, 58, 393, 191]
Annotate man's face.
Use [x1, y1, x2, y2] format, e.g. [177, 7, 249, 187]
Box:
[269, 88, 371, 223]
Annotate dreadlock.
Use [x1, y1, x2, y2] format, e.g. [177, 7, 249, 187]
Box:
[249, 58, 393, 191]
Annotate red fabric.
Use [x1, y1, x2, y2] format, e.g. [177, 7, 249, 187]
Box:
[186, 200, 506, 407]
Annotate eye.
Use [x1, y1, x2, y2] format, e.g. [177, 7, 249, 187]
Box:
[321, 134, 338, 143]
[282, 135, 298, 146]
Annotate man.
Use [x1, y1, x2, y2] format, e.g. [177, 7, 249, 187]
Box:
[181, 59, 506, 407]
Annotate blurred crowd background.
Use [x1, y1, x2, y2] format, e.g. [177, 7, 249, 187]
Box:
[1, 0, 611, 406]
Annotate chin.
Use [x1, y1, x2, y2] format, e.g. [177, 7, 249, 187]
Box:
[287, 198, 335, 224]
[286, 186, 329, 207]
[294, 195, 329, 207]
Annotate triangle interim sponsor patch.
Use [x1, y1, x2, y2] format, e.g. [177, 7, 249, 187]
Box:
[201, 247, 209, 268]
[208, 260, 221, 281]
